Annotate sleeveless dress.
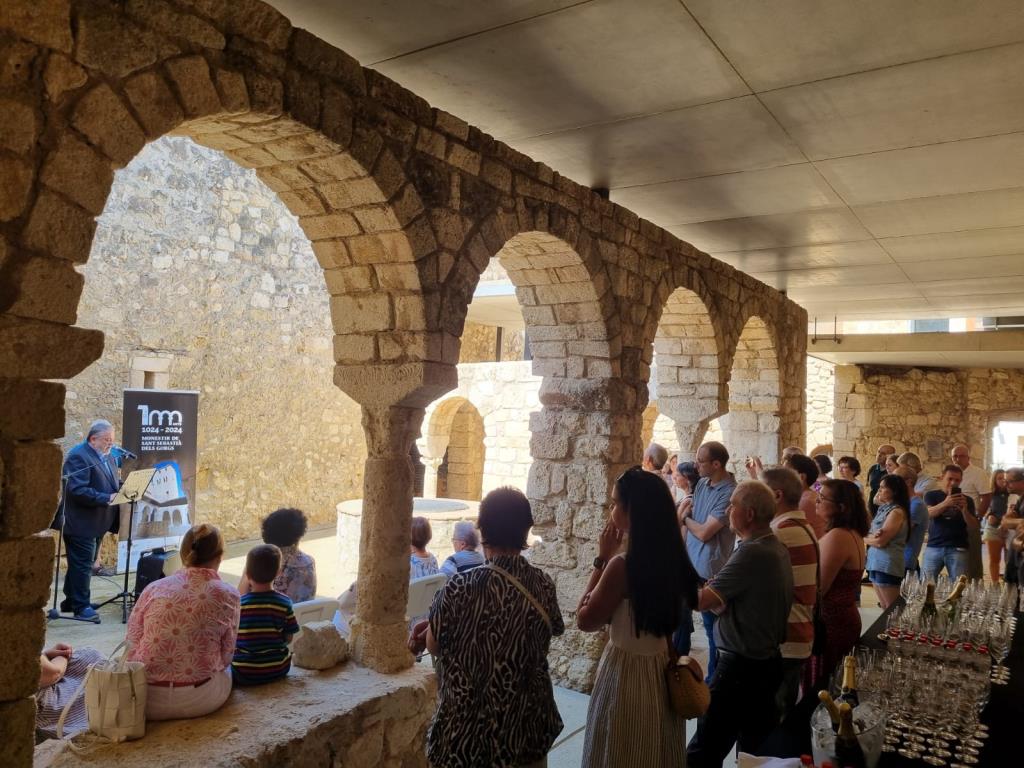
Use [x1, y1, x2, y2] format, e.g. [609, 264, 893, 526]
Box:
[804, 566, 863, 692]
[582, 599, 686, 768]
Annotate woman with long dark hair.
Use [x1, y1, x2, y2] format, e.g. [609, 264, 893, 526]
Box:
[578, 466, 701, 767]
[864, 473, 909, 608]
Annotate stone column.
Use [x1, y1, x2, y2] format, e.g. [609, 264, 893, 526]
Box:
[349, 404, 424, 672]
[421, 455, 443, 498]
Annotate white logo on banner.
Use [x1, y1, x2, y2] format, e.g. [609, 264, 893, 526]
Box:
[137, 405, 184, 426]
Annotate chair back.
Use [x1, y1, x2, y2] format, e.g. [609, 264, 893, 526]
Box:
[292, 597, 340, 626]
[406, 572, 446, 620]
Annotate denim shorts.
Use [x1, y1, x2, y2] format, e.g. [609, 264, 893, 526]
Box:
[867, 569, 902, 586]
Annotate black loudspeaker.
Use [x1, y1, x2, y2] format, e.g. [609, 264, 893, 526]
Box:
[134, 547, 176, 599]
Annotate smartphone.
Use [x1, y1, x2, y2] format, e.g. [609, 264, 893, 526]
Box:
[951, 486, 962, 496]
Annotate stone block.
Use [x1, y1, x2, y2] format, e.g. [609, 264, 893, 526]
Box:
[290, 28, 365, 93]
[43, 53, 87, 102]
[244, 71, 283, 116]
[302, 212, 361, 239]
[214, 68, 249, 113]
[0, 380, 65, 440]
[0, 317, 103, 379]
[124, 70, 185, 139]
[292, 620, 349, 669]
[0, 0, 72, 52]
[0, 99, 38, 154]
[0, 697, 34, 768]
[165, 55, 222, 118]
[0, 157, 32, 221]
[22, 190, 97, 265]
[0, 608, 44, 699]
[75, 3, 168, 78]
[311, 239, 350, 269]
[71, 84, 146, 167]
[126, 0, 226, 50]
[40, 134, 113, 216]
[0, 532, 53, 607]
[1, 249, 84, 325]
[329, 294, 392, 334]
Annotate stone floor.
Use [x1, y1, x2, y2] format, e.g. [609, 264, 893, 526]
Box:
[43, 528, 885, 768]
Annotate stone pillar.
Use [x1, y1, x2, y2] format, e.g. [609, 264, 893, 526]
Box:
[421, 456, 443, 498]
[349, 404, 424, 672]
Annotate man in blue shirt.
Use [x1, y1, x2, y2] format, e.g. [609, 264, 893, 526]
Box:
[678, 441, 736, 680]
[922, 464, 979, 581]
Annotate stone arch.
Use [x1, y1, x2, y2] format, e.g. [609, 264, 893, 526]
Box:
[721, 314, 782, 470]
[423, 396, 486, 501]
[650, 284, 726, 459]
[640, 402, 690, 456]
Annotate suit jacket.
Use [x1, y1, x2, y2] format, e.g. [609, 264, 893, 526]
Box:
[59, 441, 120, 538]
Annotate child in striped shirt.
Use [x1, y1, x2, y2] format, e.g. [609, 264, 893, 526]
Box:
[232, 544, 299, 686]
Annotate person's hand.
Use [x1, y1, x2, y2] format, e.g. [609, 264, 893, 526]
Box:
[598, 521, 623, 561]
[109, 493, 117, 503]
[408, 619, 429, 655]
[44, 644, 73, 660]
[677, 497, 693, 523]
[987, 514, 998, 527]
[744, 456, 762, 478]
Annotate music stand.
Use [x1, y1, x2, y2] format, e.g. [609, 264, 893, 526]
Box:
[96, 468, 156, 623]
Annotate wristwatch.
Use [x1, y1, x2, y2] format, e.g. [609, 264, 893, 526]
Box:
[593, 556, 607, 570]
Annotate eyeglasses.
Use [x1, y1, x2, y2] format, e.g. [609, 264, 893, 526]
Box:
[816, 494, 837, 505]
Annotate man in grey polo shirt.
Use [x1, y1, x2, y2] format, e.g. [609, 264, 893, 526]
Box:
[687, 480, 792, 768]
[679, 440, 736, 680]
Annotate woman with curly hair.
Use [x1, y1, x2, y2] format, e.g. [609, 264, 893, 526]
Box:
[259, 507, 317, 602]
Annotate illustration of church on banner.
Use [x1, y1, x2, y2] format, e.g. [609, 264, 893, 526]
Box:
[136, 460, 192, 539]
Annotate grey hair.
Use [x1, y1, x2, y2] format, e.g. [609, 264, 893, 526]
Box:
[644, 442, 669, 471]
[452, 520, 479, 549]
[87, 419, 113, 440]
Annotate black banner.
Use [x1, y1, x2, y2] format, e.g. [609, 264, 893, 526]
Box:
[118, 389, 199, 571]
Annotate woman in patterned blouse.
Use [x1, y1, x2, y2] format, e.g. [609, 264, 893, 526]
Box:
[126, 524, 240, 720]
[260, 507, 317, 603]
[409, 487, 563, 768]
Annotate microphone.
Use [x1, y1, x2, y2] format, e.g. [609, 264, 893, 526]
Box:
[111, 445, 138, 461]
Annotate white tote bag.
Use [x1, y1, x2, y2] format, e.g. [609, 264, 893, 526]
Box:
[58, 640, 147, 743]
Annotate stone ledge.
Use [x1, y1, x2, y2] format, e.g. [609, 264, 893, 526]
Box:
[37, 663, 435, 768]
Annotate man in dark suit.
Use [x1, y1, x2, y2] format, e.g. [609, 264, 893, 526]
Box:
[59, 419, 121, 622]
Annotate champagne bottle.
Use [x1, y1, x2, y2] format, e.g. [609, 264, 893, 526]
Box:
[836, 703, 867, 768]
[836, 655, 859, 708]
[818, 690, 841, 732]
[945, 575, 968, 622]
[920, 582, 938, 620]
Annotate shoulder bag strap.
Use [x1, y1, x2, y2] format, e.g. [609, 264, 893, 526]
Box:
[484, 563, 551, 631]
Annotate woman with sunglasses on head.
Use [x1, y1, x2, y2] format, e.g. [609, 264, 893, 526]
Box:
[578, 467, 701, 768]
[802, 479, 869, 693]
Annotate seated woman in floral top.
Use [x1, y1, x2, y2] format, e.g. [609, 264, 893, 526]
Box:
[260, 507, 317, 603]
[126, 524, 240, 720]
[409, 487, 563, 768]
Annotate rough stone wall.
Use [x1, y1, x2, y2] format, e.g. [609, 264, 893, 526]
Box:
[457, 320, 524, 363]
[67, 136, 365, 539]
[832, 365, 1024, 480]
[0, 1, 806, 749]
[806, 356, 835, 452]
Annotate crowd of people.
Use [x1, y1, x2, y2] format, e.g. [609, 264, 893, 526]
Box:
[40, 418, 1024, 767]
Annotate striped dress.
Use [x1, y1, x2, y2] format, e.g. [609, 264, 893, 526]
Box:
[582, 598, 686, 768]
[231, 590, 299, 685]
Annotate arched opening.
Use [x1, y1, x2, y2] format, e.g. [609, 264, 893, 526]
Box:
[722, 315, 781, 470]
[423, 397, 486, 501]
[640, 402, 684, 453]
[651, 287, 723, 459]
[66, 137, 366, 558]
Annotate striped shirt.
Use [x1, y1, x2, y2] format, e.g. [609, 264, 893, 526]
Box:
[770, 511, 818, 660]
[231, 590, 299, 685]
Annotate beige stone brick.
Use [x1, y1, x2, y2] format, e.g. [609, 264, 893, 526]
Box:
[0, 608, 45, 699]
[0, 0, 72, 52]
[72, 84, 146, 167]
[446, 142, 481, 175]
[329, 294, 392, 333]
[123, 70, 185, 139]
[126, 0, 225, 50]
[322, 265, 375, 293]
[300, 152, 366, 183]
[311, 239, 350, 269]
[320, 177, 386, 210]
[374, 262, 421, 292]
[2, 249, 84, 325]
[226, 144, 278, 169]
[22, 190, 96, 265]
[214, 68, 249, 113]
[434, 110, 469, 141]
[0, 317, 102, 379]
[0, 100, 38, 154]
[43, 53, 87, 102]
[277, 187, 325, 216]
[40, 134, 113, 216]
[75, 3, 169, 78]
[244, 71, 283, 116]
[332, 333, 377, 364]
[0, 380, 65, 440]
[302, 212, 361, 240]
[353, 205, 401, 234]
[290, 28, 365, 93]
[165, 55, 222, 118]
[0, 157, 32, 221]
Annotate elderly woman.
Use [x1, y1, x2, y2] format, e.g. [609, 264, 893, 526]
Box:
[261, 507, 317, 603]
[441, 520, 485, 578]
[410, 515, 441, 578]
[409, 487, 563, 768]
[126, 524, 240, 720]
[35, 643, 105, 739]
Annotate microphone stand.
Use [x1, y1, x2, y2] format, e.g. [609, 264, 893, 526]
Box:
[47, 459, 114, 624]
[96, 472, 154, 623]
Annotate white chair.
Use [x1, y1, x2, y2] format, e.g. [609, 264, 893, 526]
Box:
[292, 597, 341, 627]
[406, 572, 446, 622]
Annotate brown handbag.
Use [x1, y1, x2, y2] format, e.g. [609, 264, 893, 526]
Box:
[664, 637, 710, 718]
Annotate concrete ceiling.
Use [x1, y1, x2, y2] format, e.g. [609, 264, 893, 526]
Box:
[269, 0, 1024, 323]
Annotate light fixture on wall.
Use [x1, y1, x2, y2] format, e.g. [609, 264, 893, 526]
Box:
[810, 316, 842, 345]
